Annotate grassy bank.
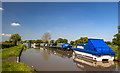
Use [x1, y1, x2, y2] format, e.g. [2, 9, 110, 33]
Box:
[2, 62, 34, 72]
[1, 44, 34, 72]
[1, 44, 29, 59]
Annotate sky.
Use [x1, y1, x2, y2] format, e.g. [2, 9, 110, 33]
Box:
[1, 2, 118, 42]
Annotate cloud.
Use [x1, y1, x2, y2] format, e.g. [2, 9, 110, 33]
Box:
[0, 7, 3, 11]
[11, 22, 21, 26]
[47, 30, 51, 33]
[0, 33, 11, 37]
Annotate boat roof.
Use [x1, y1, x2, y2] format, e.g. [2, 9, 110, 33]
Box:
[88, 39, 109, 48]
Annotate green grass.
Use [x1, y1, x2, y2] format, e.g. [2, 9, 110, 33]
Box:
[1, 45, 23, 59]
[2, 62, 34, 72]
[1, 45, 35, 72]
[1, 44, 29, 59]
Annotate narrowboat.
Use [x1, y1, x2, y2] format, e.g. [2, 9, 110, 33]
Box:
[56, 43, 73, 51]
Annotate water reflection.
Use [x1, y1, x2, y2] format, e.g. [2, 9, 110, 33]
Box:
[73, 55, 116, 71]
[40, 48, 51, 60]
[41, 47, 73, 59]
[20, 47, 120, 71]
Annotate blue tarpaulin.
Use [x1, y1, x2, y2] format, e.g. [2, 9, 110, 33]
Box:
[74, 39, 115, 56]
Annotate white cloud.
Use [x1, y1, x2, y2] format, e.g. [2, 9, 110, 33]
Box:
[0, 33, 11, 37]
[0, 7, 3, 11]
[11, 22, 20, 26]
[47, 30, 51, 33]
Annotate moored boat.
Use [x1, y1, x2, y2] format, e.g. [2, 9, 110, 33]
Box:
[73, 39, 115, 61]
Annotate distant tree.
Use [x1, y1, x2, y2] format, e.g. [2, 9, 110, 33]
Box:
[79, 37, 88, 43]
[70, 41, 74, 45]
[23, 40, 27, 43]
[55, 38, 68, 43]
[75, 40, 80, 45]
[5, 40, 9, 43]
[50, 40, 54, 43]
[105, 41, 112, 45]
[41, 32, 51, 42]
[55, 40, 58, 44]
[74, 37, 88, 45]
[31, 40, 35, 43]
[57, 38, 63, 43]
[27, 40, 32, 43]
[9, 33, 21, 46]
[63, 39, 68, 43]
[118, 25, 120, 33]
[20, 41, 24, 44]
[112, 33, 120, 45]
[35, 40, 43, 43]
[114, 25, 120, 61]
[45, 40, 49, 43]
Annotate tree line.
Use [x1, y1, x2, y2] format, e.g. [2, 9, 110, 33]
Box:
[4, 25, 120, 46]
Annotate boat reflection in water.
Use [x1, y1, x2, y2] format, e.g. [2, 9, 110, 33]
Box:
[40, 47, 73, 59]
[73, 55, 116, 71]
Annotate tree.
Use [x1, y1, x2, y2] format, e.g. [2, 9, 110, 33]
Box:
[45, 40, 49, 43]
[55, 38, 68, 43]
[23, 40, 27, 43]
[20, 41, 24, 44]
[112, 33, 120, 45]
[5, 40, 9, 43]
[9, 33, 21, 46]
[75, 40, 80, 45]
[57, 38, 63, 43]
[63, 39, 68, 43]
[74, 37, 88, 45]
[113, 25, 120, 61]
[55, 40, 58, 44]
[70, 41, 74, 45]
[105, 41, 112, 45]
[41, 32, 51, 42]
[26, 40, 32, 43]
[79, 37, 88, 43]
[50, 40, 54, 43]
[35, 39, 43, 43]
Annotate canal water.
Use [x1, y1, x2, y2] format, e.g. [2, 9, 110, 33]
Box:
[20, 47, 120, 71]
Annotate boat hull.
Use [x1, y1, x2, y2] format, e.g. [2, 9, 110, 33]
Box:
[73, 50, 114, 61]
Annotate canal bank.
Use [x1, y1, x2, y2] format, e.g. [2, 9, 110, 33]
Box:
[1, 45, 35, 72]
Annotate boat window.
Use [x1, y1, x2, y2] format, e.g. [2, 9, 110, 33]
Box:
[76, 45, 84, 49]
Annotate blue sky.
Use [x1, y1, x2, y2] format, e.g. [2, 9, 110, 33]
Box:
[2, 2, 118, 42]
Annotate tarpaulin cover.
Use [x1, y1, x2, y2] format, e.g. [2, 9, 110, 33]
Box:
[74, 39, 115, 56]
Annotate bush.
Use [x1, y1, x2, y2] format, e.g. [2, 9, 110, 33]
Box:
[1, 42, 15, 49]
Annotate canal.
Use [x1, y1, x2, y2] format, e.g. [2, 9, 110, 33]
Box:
[20, 47, 120, 71]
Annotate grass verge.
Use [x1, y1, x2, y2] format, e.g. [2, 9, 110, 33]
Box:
[2, 62, 34, 72]
[1, 44, 34, 72]
[1, 44, 29, 59]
